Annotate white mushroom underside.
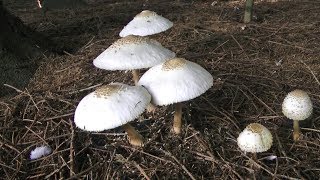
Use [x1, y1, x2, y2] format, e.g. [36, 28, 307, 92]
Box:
[74, 84, 151, 131]
[237, 127, 273, 153]
[93, 38, 175, 70]
[119, 13, 173, 37]
[138, 60, 213, 106]
[282, 90, 313, 121]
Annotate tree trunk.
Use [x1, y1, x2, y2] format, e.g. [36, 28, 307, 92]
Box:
[244, 0, 254, 23]
[0, 1, 52, 96]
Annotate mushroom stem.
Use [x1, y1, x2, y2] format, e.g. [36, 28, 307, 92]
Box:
[122, 123, 144, 147]
[251, 152, 259, 170]
[131, 70, 140, 85]
[293, 120, 300, 141]
[173, 102, 183, 134]
[252, 152, 257, 162]
[146, 103, 157, 113]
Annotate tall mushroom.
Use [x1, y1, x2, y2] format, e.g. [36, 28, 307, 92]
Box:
[93, 35, 175, 85]
[74, 83, 151, 147]
[119, 10, 173, 37]
[282, 89, 313, 141]
[138, 58, 213, 134]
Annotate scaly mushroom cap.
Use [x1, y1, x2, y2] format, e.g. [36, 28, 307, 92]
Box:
[282, 89, 313, 121]
[93, 35, 175, 70]
[74, 83, 151, 131]
[119, 10, 173, 37]
[138, 58, 213, 106]
[237, 123, 273, 153]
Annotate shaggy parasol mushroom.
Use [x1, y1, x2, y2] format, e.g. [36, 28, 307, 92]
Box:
[282, 89, 313, 141]
[237, 123, 273, 162]
[138, 58, 213, 134]
[119, 10, 173, 37]
[74, 83, 151, 147]
[93, 35, 175, 85]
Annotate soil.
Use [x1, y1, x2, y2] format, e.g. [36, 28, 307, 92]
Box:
[0, 0, 319, 179]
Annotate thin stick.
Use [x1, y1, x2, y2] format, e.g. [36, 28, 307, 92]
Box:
[120, 145, 174, 164]
[161, 150, 196, 180]
[122, 123, 144, 147]
[68, 83, 102, 95]
[299, 60, 320, 86]
[173, 102, 183, 134]
[293, 120, 300, 141]
[132, 70, 140, 85]
[133, 162, 151, 180]
[68, 119, 76, 177]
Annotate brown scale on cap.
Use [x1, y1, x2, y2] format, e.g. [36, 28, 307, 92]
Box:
[288, 89, 308, 98]
[136, 10, 157, 18]
[94, 84, 122, 98]
[109, 35, 150, 49]
[162, 58, 187, 71]
[247, 123, 264, 133]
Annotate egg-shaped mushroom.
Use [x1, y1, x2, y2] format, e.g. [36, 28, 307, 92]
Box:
[282, 89, 313, 141]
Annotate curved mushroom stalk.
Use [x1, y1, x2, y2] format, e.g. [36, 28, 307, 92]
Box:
[293, 120, 301, 141]
[122, 123, 144, 147]
[131, 70, 140, 85]
[146, 103, 157, 113]
[173, 102, 183, 134]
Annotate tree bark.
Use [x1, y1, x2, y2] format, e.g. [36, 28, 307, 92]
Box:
[244, 0, 254, 23]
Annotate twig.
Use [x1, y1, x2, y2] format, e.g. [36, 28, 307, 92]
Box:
[242, 152, 299, 180]
[24, 126, 49, 146]
[3, 84, 39, 111]
[68, 83, 103, 95]
[133, 162, 151, 180]
[44, 113, 74, 121]
[268, 41, 313, 52]
[81, 35, 95, 50]
[301, 127, 320, 133]
[230, 35, 250, 60]
[68, 119, 76, 177]
[63, 51, 75, 57]
[161, 150, 196, 180]
[274, 134, 304, 179]
[298, 60, 320, 86]
[121, 145, 174, 164]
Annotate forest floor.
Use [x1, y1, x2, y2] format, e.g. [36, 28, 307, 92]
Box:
[1, 0, 320, 179]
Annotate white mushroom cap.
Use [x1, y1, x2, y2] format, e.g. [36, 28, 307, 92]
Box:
[119, 10, 173, 37]
[237, 123, 273, 153]
[282, 89, 313, 121]
[138, 58, 213, 106]
[74, 83, 151, 131]
[93, 35, 175, 70]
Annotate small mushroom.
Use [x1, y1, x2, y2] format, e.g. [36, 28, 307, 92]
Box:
[119, 10, 173, 37]
[74, 83, 151, 147]
[237, 123, 273, 163]
[138, 58, 213, 134]
[93, 35, 175, 85]
[282, 89, 313, 141]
